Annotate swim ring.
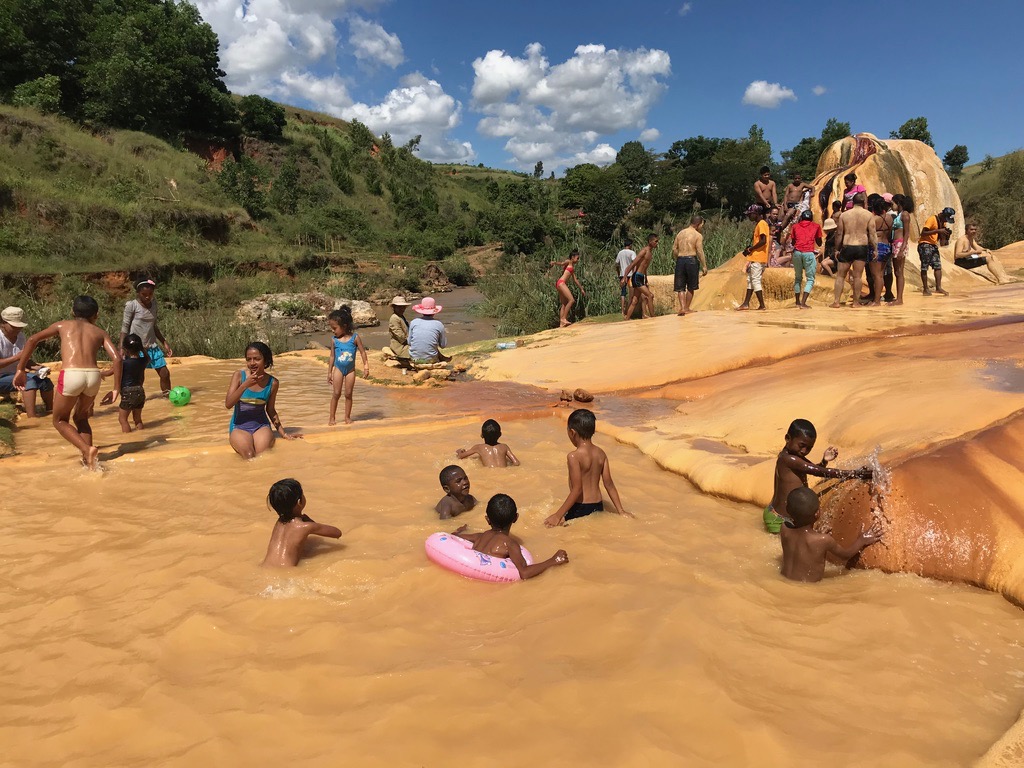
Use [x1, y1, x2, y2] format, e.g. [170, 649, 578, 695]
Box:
[425, 532, 533, 583]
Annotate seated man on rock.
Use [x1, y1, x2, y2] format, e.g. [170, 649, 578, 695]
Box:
[0, 306, 54, 418]
[408, 297, 450, 365]
[955, 222, 1009, 284]
[382, 295, 413, 367]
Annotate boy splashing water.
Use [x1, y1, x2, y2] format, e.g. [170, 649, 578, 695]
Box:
[262, 479, 342, 567]
[456, 419, 520, 467]
[15, 296, 121, 469]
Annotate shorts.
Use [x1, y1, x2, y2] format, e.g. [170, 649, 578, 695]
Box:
[565, 501, 604, 521]
[674, 256, 700, 292]
[119, 385, 146, 411]
[0, 372, 53, 393]
[840, 245, 869, 263]
[918, 243, 942, 270]
[745, 261, 765, 291]
[146, 346, 167, 370]
[764, 504, 786, 534]
[873, 243, 892, 263]
[786, 202, 797, 209]
[631, 272, 648, 289]
[57, 368, 102, 398]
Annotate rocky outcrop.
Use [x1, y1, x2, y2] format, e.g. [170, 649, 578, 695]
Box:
[237, 292, 379, 333]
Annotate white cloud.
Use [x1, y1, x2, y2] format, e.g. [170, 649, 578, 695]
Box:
[342, 74, 475, 163]
[277, 71, 353, 115]
[742, 80, 797, 108]
[571, 144, 618, 166]
[812, 85, 827, 96]
[471, 43, 671, 170]
[678, 2, 693, 16]
[348, 16, 404, 68]
[639, 128, 660, 143]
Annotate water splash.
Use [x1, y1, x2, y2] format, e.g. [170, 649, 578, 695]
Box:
[865, 445, 892, 526]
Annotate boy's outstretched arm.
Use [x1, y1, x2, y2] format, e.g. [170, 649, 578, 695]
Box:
[455, 445, 480, 460]
[545, 455, 583, 527]
[781, 451, 871, 481]
[827, 521, 882, 562]
[308, 522, 342, 539]
[504, 446, 521, 467]
[507, 539, 569, 579]
[602, 458, 632, 517]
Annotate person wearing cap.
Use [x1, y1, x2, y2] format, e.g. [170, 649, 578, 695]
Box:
[388, 295, 412, 365]
[737, 205, 769, 311]
[918, 207, 954, 296]
[0, 306, 54, 418]
[785, 210, 823, 309]
[408, 297, 450, 364]
[121, 278, 174, 395]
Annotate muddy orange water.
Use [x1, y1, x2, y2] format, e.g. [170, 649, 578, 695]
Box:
[4, 286, 1024, 767]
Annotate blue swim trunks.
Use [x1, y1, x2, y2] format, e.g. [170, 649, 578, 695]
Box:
[146, 346, 166, 370]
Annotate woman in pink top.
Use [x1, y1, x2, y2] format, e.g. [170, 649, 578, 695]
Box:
[842, 172, 866, 210]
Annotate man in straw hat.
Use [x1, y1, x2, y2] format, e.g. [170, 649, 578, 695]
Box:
[387, 295, 412, 366]
[0, 306, 54, 418]
[408, 297, 450, 364]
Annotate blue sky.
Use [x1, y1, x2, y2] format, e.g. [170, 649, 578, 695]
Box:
[196, 0, 1024, 171]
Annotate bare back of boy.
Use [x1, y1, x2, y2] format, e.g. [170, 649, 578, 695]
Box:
[780, 521, 882, 582]
[262, 517, 342, 567]
[546, 441, 630, 526]
[456, 442, 520, 468]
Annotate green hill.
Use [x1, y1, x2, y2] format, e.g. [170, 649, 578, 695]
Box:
[957, 149, 1024, 249]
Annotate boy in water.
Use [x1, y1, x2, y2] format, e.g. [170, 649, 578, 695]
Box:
[262, 478, 342, 567]
[435, 464, 478, 519]
[452, 494, 569, 579]
[780, 487, 882, 582]
[456, 419, 520, 467]
[765, 418, 873, 533]
[545, 408, 631, 526]
[14, 296, 121, 469]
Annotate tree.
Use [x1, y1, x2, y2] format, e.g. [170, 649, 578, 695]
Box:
[889, 117, 933, 147]
[781, 118, 851, 179]
[11, 74, 61, 113]
[270, 153, 300, 214]
[533, 160, 544, 179]
[943, 145, 969, 178]
[349, 119, 377, 151]
[982, 154, 996, 172]
[238, 95, 285, 140]
[615, 140, 654, 194]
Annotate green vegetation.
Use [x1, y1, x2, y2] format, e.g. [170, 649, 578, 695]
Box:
[959, 150, 1024, 249]
[889, 116, 934, 147]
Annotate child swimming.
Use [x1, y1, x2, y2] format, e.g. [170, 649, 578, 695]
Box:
[262, 478, 342, 567]
[435, 464, 477, 519]
[225, 341, 297, 460]
[327, 306, 368, 425]
[455, 419, 520, 467]
[451, 494, 569, 580]
[779, 487, 882, 582]
[545, 408, 631, 527]
[766, 418, 872, 533]
[100, 332, 147, 432]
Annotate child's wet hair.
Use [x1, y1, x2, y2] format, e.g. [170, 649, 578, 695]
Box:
[787, 419, 817, 440]
[567, 408, 596, 439]
[787, 487, 820, 527]
[481, 419, 501, 445]
[268, 478, 303, 521]
[123, 333, 145, 356]
[486, 493, 518, 529]
[245, 341, 274, 368]
[439, 464, 463, 490]
[72, 295, 99, 319]
[328, 305, 353, 333]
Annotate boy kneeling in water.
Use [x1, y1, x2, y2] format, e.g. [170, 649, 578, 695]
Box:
[452, 494, 568, 580]
[262, 479, 342, 567]
[780, 487, 882, 582]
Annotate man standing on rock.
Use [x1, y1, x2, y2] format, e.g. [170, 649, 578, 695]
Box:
[918, 207, 954, 296]
[672, 216, 707, 316]
[615, 238, 637, 318]
[121, 278, 173, 395]
[387, 295, 412, 366]
[831, 192, 876, 308]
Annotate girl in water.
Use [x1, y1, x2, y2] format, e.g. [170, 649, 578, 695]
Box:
[550, 249, 585, 328]
[327, 306, 368, 425]
[890, 194, 914, 306]
[225, 341, 296, 459]
[100, 333, 148, 433]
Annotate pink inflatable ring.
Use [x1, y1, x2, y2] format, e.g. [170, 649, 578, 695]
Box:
[425, 532, 533, 583]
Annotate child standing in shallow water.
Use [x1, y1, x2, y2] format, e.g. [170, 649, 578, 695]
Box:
[101, 332, 147, 432]
[328, 306, 368, 425]
[262, 479, 342, 567]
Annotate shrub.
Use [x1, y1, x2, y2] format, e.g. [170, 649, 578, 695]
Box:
[441, 255, 474, 286]
[238, 95, 286, 140]
[12, 75, 62, 114]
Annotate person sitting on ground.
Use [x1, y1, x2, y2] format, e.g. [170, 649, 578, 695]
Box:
[622, 233, 658, 319]
[764, 418, 873, 533]
[450, 494, 568, 580]
[615, 239, 637, 318]
[767, 205, 792, 268]
[435, 464, 477, 519]
[545, 408, 631, 526]
[0, 306, 54, 419]
[262, 478, 342, 567]
[121, 278, 173, 396]
[456, 418, 520, 467]
[780, 172, 814, 228]
[754, 166, 777, 210]
[785, 210, 822, 309]
[918, 207, 954, 296]
[14, 296, 122, 469]
[387, 295, 412, 365]
[831, 192, 876, 308]
[738, 205, 769, 311]
[408, 297, 450, 363]
[780, 487, 882, 582]
[672, 215, 707, 316]
[955, 222, 1009, 283]
[225, 341, 297, 459]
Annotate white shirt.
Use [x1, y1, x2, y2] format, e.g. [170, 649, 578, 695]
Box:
[615, 248, 637, 277]
[0, 329, 25, 375]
